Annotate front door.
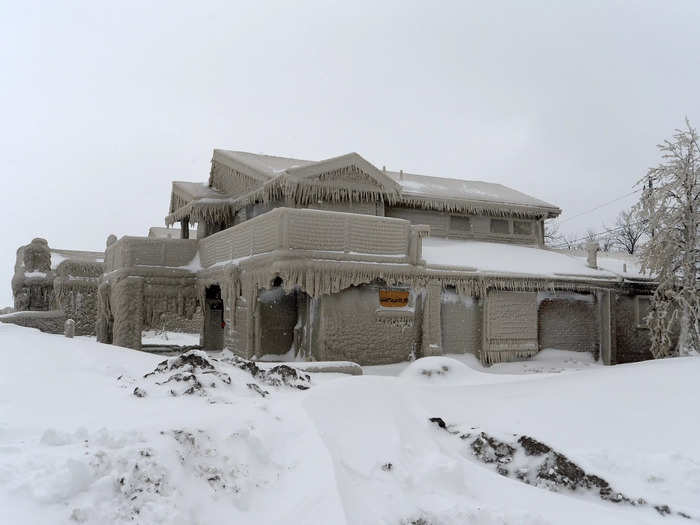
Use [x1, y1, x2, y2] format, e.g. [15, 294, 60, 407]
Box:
[203, 285, 224, 350]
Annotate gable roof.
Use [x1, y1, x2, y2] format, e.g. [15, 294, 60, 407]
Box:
[166, 150, 562, 225]
[169, 181, 228, 214]
[212, 150, 399, 191]
[213, 150, 316, 181]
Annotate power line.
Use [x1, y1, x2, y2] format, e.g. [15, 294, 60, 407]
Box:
[557, 188, 642, 224]
[549, 219, 647, 249]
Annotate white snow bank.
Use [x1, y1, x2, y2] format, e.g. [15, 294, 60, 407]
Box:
[399, 356, 512, 385]
[0, 324, 342, 525]
[365, 349, 602, 378]
[1, 323, 699, 524]
[422, 238, 618, 278]
[303, 374, 695, 524]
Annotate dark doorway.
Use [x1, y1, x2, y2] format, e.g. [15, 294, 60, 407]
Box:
[203, 284, 224, 350]
[256, 281, 309, 358]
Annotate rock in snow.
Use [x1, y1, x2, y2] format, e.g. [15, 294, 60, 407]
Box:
[1, 322, 699, 524]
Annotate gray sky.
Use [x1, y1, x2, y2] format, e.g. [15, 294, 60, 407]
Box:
[1, 0, 699, 306]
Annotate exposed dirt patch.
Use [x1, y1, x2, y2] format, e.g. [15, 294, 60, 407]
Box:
[133, 350, 311, 400]
[429, 418, 693, 519]
[266, 364, 311, 389]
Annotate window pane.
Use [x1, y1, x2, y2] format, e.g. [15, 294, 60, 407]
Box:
[513, 220, 532, 235]
[450, 215, 471, 232]
[490, 219, 510, 234]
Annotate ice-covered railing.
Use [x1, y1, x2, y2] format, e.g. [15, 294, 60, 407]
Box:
[199, 207, 426, 268]
[104, 237, 199, 273]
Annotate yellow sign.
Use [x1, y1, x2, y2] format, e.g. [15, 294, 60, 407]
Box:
[379, 289, 409, 308]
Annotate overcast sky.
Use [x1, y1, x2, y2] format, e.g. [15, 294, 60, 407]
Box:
[1, 0, 699, 306]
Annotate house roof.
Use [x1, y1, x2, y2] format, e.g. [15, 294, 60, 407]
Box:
[169, 181, 228, 216]
[172, 181, 227, 200]
[215, 150, 559, 216]
[166, 150, 562, 224]
[421, 238, 619, 280]
[386, 171, 559, 213]
[214, 150, 316, 179]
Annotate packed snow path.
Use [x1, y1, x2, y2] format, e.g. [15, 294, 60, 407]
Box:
[1, 324, 699, 524]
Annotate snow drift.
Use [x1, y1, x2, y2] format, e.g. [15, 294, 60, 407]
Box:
[1, 323, 699, 524]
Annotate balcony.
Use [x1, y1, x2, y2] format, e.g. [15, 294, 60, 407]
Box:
[198, 207, 423, 269]
[104, 237, 198, 273]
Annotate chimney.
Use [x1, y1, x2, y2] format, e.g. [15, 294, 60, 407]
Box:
[586, 241, 599, 269]
[382, 165, 386, 172]
[400, 169, 404, 180]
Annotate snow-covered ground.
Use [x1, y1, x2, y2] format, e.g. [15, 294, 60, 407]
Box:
[364, 348, 602, 377]
[141, 330, 200, 346]
[1, 323, 699, 524]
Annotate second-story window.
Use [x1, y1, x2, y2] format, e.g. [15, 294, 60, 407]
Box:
[490, 218, 510, 234]
[513, 220, 533, 235]
[450, 215, 471, 232]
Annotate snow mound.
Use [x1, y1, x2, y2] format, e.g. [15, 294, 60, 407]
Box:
[399, 356, 483, 384]
[429, 420, 693, 520]
[132, 350, 311, 400]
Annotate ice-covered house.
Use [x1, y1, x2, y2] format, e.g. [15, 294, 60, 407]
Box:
[7, 238, 104, 335]
[5, 150, 661, 365]
[89, 150, 657, 365]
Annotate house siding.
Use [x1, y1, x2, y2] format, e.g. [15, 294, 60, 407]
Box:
[613, 294, 655, 364]
[440, 289, 482, 356]
[538, 295, 599, 355]
[317, 285, 418, 365]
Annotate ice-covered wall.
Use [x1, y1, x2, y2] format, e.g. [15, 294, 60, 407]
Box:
[440, 288, 482, 356]
[613, 294, 656, 364]
[537, 293, 599, 355]
[316, 284, 418, 365]
[385, 206, 541, 246]
[484, 291, 539, 363]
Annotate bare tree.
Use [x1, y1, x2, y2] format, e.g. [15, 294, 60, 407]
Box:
[634, 118, 699, 356]
[544, 221, 564, 247]
[610, 208, 645, 254]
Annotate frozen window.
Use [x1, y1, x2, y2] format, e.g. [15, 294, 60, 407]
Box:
[490, 219, 510, 234]
[636, 296, 652, 328]
[513, 220, 532, 235]
[450, 215, 471, 232]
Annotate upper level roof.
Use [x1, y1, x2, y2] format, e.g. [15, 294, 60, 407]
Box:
[214, 150, 316, 179]
[385, 170, 558, 211]
[211, 150, 559, 216]
[166, 150, 562, 225]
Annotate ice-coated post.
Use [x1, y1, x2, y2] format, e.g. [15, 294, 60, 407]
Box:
[64, 318, 75, 338]
[586, 241, 599, 269]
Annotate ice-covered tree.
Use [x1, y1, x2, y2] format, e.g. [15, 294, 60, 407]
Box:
[635, 119, 699, 356]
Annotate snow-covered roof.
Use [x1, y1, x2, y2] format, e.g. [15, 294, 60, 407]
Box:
[386, 171, 559, 212]
[50, 249, 103, 270]
[422, 238, 621, 280]
[577, 253, 649, 280]
[208, 150, 560, 217]
[172, 181, 227, 200]
[214, 150, 316, 179]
